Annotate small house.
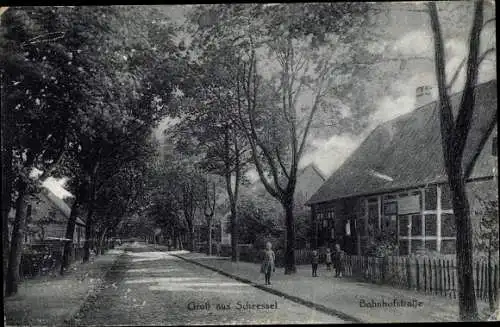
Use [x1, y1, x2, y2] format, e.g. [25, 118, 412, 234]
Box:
[305, 80, 498, 256]
[20, 188, 86, 248]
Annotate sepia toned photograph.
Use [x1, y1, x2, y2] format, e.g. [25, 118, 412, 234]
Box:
[1, 2, 498, 325]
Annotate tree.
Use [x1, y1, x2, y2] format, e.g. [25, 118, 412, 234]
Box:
[204, 4, 369, 274]
[167, 40, 252, 261]
[1, 6, 81, 295]
[203, 176, 216, 256]
[474, 199, 499, 313]
[427, 0, 496, 320]
[55, 5, 181, 269]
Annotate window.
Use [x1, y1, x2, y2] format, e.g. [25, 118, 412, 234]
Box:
[411, 214, 422, 236]
[411, 239, 423, 253]
[425, 240, 437, 252]
[27, 205, 32, 218]
[384, 194, 397, 201]
[425, 186, 437, 210]
[359, 200, 366, 217]
[383, 202, 397, 215]
[441, 240, 456, 254]
[357, 217, 366, 237]
[425, 214, 437, 236]
[368, 201, 379, 229]
[493, 136, 497, 156]
[382, 215, 395, 231]
[399, 240, 409, 255]
[441, 213, 455, 237]
[440, 184, 452, 210]
[398, 216, 409, 236]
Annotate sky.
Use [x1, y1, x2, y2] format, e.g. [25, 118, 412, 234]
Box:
[295, 1, 497, 177]
[157, 3, 496, 184]
[45, 3, 497, 198]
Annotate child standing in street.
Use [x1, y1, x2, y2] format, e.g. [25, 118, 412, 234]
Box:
[333, 243, 345, 278]
[325, 248, 332, 271]
[261, 242, 275, 285]
[311, 250, 319, 277]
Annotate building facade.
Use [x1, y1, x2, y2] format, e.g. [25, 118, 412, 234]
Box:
[306, 80, 498, 256]
[9, 188, 86, 248]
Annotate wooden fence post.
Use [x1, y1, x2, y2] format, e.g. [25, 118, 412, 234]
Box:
[406, 258, 411, 289]
[429, 259, 433, 294]
[476, 261, 480, 299]
[446, 260, 451, 298]
[423, 259, 427, 293]
[452, 260, 456, 299]
[494, 264, 498, 303]
[433, 259, 438, 295]
[416, 258, 420, 291]
[381, 256, 386, 283]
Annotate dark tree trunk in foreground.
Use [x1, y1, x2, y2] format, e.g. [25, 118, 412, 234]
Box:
[60, 185, 84, 274]
[448, 162, 477, 320]
[1, 143, 12, 285]
[5, 180, 29, 296]
[283, 197, 297, 274]
[428, 0, 488, 320]
[223, 127, 241, 262]
[230, 204, 239, 261]
[1, 72, 13, 288]
[208, 220, 213, 256]
[83, 209, 94, 262]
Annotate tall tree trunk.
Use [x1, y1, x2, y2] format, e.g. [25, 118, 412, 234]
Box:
[230, 202, 239, 262]
[283, 196, 296, 274]
[190, 226, 195, 252]
[208, 219, 212, 256]
[1, 143, 12, 286]
[5, 180, 28, 296]
[449, 165, 478, 321]
[60, 190, 83, 275]
[83, 209, 93, 262]
[1, 72, 13, 289]
[98, 227, 108, 255]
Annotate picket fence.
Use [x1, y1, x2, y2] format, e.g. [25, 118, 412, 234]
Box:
[236, 247, 499, 302]
[342, 255, 499, 302]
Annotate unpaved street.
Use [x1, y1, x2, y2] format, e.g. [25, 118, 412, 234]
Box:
[70, 242, 345, 325]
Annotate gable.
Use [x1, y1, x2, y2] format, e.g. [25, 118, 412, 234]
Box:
[469, 124, 497, 179]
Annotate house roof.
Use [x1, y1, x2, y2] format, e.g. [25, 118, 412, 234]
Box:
[306, 79, 497, 206]
[41, 188, 85, 226]
[250, 163, 326, 202]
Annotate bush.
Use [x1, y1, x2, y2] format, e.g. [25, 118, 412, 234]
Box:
[365, 228, 398, 257]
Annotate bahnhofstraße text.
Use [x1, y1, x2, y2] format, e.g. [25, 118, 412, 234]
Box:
[359, 298, 424, 308]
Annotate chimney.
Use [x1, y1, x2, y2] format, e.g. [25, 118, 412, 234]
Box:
[415, 85, 434, 108]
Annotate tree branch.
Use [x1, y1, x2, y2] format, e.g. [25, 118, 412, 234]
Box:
[428, 2, 455, 163]
[454, 0, 484, 156]
[447, 57, 467, 91]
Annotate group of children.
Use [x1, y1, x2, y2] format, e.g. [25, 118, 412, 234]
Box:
[261, 242, 346, 285]
[311, 244, 345, 278]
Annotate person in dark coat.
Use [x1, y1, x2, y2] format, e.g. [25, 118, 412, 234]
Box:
[261, 242, 275, 285]
[325, 248, 332, 271]
[311, 250, 319, 277]
[333, 243, 345, 277]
